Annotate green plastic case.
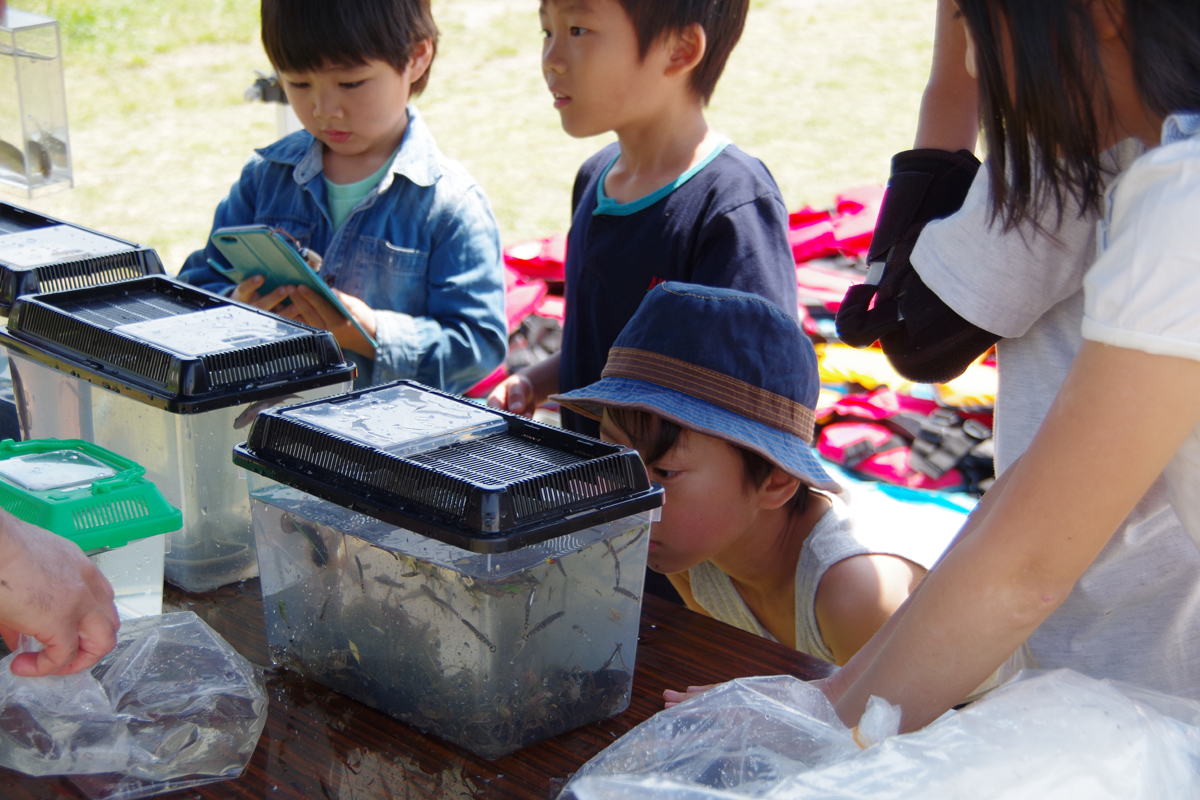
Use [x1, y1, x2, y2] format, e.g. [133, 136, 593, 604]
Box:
[0, 438, 181, 551]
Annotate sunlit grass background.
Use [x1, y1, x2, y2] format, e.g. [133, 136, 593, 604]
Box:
[20, 0, 935, 271]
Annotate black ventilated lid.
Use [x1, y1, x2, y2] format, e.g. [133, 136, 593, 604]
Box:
[233, 381, 663, 552]
[0, 203, 165, 314]
[1, 275, 356, 413]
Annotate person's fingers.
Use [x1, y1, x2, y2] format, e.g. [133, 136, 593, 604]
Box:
[10, 628, 76, 678]
[252, 285, 291, 313]
[233, 275, 265, 304]
[297, 286, 341, 328]
[662, 684, 717, 708]
[285, 286, 323, 327]
[61, 608, 120, 675]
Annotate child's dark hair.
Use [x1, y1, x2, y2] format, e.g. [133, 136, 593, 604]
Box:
[607, 407, 809, 514]
[958, 0, 1200, 230]
[614, 0, 750, 104]
[262, 0, 439, 95]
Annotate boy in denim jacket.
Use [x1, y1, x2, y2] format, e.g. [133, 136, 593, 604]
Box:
[180, 0, 506, 393]
[489, 0, 797, 437]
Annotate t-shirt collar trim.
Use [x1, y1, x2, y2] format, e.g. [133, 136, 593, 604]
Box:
[593, 137, 732, 217]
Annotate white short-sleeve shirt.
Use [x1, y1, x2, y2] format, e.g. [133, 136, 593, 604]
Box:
[911, 137, 1200, 700]
[1083, 112, 1200, 549]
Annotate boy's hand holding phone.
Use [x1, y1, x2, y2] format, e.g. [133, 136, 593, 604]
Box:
[282, 284, 378, 358]
[231, 274, 290, 312]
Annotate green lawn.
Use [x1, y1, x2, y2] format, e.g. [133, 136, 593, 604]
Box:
[18, 0, 935, 271]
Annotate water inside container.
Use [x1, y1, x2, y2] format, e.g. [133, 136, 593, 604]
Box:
[280, 382, 507, 457]
[0, 448, 115, 491]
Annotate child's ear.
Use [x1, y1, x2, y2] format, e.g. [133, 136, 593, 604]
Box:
[755, 468, 802, 511]
[664, 23, 706, 78]
[407, 38, 435, 84]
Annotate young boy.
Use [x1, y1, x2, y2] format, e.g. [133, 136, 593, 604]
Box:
[554, 283, 953, 665]
[488, 0, 798, 438]
[179, 0, 507, 394]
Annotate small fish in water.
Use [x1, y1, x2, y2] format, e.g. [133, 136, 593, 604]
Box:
[318, 595, 332, 621]
[523, 611, 565, 640]
[600, 642, 626, 672]
[420, 584, 456, 615]
[548, 558, 567, 578]
[613, 586, 639, 602]
[524, 586, 537, 629]
[355, 556, 366, 592]
[277, 598, 290, 628]
[280, 513, 329, 567]
[460, 617, 497, 652]
[37, 130, 68, 168]
[0, 140, 23, 175]
[25, 139, 50, 180]
[614, 527, 646, 556]
[234, 394, 301, 429]
[374, 575, 405, 589]
[609, 607, 622, 622]
[348, 639, 360, 662]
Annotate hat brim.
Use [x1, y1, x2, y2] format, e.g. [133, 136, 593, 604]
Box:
[552, 377, 841, 494]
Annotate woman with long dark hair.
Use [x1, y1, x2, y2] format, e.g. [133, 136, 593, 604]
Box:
[822, 0, 1200, 732]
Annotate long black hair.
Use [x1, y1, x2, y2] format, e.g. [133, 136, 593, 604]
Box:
[958, 0, 1200, 229]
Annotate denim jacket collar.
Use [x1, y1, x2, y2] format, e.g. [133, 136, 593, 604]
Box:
[255, 106, 443, 189]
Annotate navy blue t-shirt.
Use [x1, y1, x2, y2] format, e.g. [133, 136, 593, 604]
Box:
[559, 141, 799, 437]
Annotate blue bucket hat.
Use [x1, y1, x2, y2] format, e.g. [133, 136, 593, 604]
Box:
[552, 282, 840, 493]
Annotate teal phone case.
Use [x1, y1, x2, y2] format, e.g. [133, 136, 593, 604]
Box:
[209, 225, 378, 349]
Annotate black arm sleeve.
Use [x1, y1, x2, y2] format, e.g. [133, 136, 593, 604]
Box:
[835, 149, 1001, 384]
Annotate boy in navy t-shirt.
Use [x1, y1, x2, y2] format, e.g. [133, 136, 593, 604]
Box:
[488, 0, 797, 438]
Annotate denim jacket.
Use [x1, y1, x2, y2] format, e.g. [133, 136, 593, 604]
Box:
[179, 107, 507, 394]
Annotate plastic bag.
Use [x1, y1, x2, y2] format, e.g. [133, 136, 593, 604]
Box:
[560, 676, 887, 797]
[0, 611, 267, 799]
[562, 670, 1200, 800]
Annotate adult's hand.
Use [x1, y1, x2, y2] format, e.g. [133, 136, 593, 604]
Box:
[0, 511, 120, 677]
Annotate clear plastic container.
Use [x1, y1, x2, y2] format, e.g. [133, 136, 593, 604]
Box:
[0, 10, 71, 198]
[0, 439, 181, 620]
[235, 381, 663, 758]
[250, 476, 654, 760]
[2, 277, 357, 592]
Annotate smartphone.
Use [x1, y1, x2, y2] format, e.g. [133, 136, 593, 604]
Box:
[209, 225, 378, 349]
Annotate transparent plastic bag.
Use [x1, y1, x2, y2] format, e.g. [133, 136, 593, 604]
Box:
[0, 611, 267, 799]
[561, 676, 883, 797]
[564, 670, 1200, 800]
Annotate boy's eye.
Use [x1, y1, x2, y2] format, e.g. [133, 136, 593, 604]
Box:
[569, 26, 587, 36]
[285, 80, 310, 89]
[651, 467, 679, 481]
[340, 80, 365, 89]
[541, 28, 551, 39]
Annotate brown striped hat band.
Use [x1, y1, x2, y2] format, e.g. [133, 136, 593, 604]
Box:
[601, 348, 817, 445]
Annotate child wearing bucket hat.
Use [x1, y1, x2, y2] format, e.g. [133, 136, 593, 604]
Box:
[553, 283, 952, 665]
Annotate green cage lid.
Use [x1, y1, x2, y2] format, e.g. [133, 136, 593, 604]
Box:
[0, 438, 182, 551]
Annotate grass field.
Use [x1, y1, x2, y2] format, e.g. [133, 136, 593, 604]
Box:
[19, 0, 935, 271]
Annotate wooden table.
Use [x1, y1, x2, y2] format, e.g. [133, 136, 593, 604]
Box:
[4, 581, 833, 799]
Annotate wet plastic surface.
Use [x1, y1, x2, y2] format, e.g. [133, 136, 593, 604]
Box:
[0, 612, 267, 798]
[279, 382, 507, 456]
